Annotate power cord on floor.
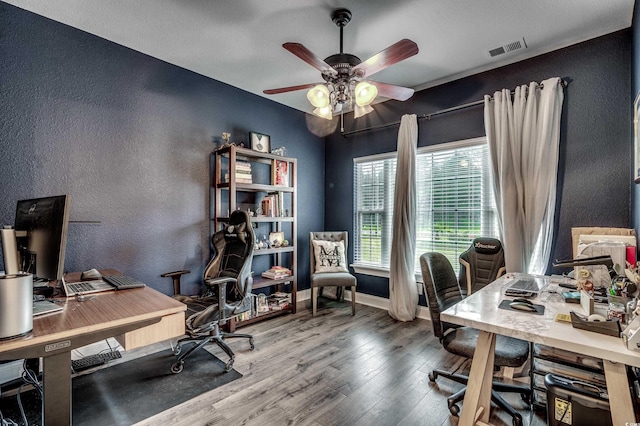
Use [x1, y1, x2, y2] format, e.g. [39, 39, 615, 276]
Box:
[0, 409, 19, 426]
[15, 359, 43, 426]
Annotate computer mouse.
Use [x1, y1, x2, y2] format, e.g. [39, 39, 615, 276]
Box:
[509, 301, 537, 312]
[80, 268, 102, 281]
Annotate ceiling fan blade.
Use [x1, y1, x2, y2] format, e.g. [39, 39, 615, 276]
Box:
[283, 43, 337, 76]
[263, 83, 319, 95]
[370, 81, 415, 101]
[352, 39, 419, 78]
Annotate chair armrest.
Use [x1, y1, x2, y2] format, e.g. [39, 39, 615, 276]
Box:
[204, 277, 238, 325]
[161, 270, 191, 295]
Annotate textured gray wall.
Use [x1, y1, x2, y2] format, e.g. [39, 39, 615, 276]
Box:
[0, 4, 325, 295]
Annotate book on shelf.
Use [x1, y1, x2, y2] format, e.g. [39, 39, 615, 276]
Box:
[261, 266, 292, 279]
[273, 159, 290, 186]
[267, 292, 291, 310]
[223, 160, 253, 183]
[260, 191, 285, 217]
[224, 172, 253, 184]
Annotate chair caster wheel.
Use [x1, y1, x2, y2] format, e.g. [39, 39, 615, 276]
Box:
[428, 371, 437, 382]
[174, 344, 182, 355]
[448, 402, 459, 417]
[249, 338, 255, 350]
[225, 359, 234, 372]
[171, 361, 184, 374]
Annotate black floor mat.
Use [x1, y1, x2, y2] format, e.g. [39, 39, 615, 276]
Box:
[0, 348, 242, 426]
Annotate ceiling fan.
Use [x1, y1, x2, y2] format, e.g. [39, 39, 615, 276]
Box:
[263, 8, 419, 120]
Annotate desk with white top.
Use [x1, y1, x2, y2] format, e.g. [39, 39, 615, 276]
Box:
[0, 271, 186, 425]
[441, 273, 639, 426]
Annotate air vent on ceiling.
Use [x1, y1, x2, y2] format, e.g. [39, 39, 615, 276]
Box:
[487, 38, 527, 58]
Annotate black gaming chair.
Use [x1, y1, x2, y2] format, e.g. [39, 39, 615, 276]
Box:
[161, 210, 256, 373]
[420, 252, 529, 426]
[458, 237, 506, 297]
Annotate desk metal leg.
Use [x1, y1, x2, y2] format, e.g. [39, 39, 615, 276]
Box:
[603, 359, 636, 425]
[43, 351, 72, 425]
[458, 330, 496, 426]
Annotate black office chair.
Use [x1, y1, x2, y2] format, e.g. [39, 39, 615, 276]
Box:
[162, 210, 255, 373]
[420, 252, 529, 426]
[458, 237, 507, 297]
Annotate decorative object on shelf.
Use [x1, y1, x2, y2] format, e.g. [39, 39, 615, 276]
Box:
[257, 293, 269, 313]
[249, 132, 270, 153]
[269, 231, 285, 247]
[273, 160, 290, 186]
[271, 146, 287, 156]
[222, 132, 231, 144]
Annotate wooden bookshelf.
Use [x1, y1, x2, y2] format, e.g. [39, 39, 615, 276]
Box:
[212, 144, 297, 328]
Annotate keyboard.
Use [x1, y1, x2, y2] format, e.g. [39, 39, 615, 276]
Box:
[71, 350, 122, 372]
[506, 277, 546, 294]
[64, 280, 114, 296]
[102, 275, 146, 290]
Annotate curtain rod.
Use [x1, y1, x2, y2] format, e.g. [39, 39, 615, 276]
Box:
[341, 78, 568, 137]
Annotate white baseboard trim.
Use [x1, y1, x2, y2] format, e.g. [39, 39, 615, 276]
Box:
[297, 288, 431, 321]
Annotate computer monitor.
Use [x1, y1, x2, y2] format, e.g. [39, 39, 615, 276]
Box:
[13, 195, 70, 282]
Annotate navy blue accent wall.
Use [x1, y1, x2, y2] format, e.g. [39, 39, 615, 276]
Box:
[0, 4, 324, 295]
[326, 30, 632, 299]
[633, 0, 640, 234]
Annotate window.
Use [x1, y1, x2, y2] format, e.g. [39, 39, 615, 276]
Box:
[353, 137, 498, 275]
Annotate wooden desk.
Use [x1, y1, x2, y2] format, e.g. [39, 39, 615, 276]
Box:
[441, 273, 640, 426]
[0, 274, 186, 425]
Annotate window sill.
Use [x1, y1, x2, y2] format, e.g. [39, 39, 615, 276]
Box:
[351, 264, 424, 283]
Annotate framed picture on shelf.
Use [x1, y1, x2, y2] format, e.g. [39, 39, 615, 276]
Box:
[272, 159, 290, 186]
[269, 231, 285, 245]
[249, 132, 270, 153]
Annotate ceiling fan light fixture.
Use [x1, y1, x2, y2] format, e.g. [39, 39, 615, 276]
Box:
[355, 81, 378, 106]
[354, 104, 374, 119]
[313, 105, 333, 120]
[307, 84, 330, 108]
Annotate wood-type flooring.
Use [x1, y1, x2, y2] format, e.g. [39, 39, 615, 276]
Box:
[126, 300, 547, 426]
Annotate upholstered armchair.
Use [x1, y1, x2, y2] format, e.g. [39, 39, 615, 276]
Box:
[309, 231, 357, 316]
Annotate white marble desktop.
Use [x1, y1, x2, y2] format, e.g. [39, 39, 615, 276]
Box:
[441, 273, 640, 367]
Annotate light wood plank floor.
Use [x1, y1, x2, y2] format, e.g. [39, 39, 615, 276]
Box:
[128, 300, 546, 426]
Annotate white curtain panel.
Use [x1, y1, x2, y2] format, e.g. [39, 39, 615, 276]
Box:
[389, 114, 419, 321]
[484, 77, 564, 274]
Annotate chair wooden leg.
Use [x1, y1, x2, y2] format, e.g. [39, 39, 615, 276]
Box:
[312, 287, 317, 316]
[351, 286, 356, 315]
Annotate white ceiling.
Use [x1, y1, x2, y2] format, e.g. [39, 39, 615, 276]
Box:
[4, 0, 635, 114]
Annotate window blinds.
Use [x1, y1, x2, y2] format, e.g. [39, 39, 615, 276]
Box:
[354, 138, 498, 273]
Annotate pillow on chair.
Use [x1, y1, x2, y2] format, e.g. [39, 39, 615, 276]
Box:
[312, 240, 348, 273]
[224, 222, 246, 243]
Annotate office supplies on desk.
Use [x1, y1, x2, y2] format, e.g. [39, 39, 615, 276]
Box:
[63, 275, 146, 296]
[0, 272, 33, 339]
[504, 275, 548, 294]
[102, 274, 146, 289]
[63, 279, 114, 296]
[622, 315, 640, 351]
[570, 311, 621, 337]
[33, 300, 63, 316]
[498, 299, 545, 314]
